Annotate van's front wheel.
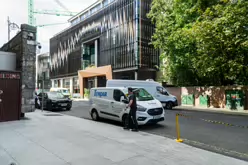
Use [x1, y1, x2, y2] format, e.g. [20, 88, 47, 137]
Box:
[122, 114, 129, 127]
[91, 109, 99, 121]
[165, 102, 173, 110]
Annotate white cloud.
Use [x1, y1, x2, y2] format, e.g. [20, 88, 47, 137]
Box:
[0, 0, 96, 53]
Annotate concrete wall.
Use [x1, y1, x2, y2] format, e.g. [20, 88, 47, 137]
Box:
[166, 86, 248, 110]
[1, 24, 37, 113]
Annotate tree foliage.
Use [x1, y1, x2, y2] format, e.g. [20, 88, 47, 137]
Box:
[148, 0, 248, 86]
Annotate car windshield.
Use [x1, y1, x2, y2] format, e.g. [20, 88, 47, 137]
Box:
[62, 89, 69, 93]
[48, 92, 65, 99]
[35, 89, 49, 95]
[133, 88, 154, 101]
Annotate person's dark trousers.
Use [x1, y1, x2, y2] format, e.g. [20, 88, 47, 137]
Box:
[130, 108, 138, 131]
[123, 112, 132, 129]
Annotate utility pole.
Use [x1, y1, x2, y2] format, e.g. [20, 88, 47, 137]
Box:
[7, 17, 10, 41]
[41, 72, 45, 112]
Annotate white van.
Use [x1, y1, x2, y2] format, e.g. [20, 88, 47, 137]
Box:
[50, 88, 70, 98]
[89, 87, 165, 125]
[106, 80, 178, 109]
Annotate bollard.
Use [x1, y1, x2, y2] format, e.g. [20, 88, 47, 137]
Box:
[175, 114, 183, 143]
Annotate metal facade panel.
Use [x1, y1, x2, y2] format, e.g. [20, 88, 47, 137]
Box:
[50, 0, 159, 79]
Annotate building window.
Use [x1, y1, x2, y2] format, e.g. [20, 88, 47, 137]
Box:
[103, 0, 108, 7]
[81, 15, 85, 21]
[64, 79, 70, 89]
[54, 80, 58, 88]
[73, 77, 79, 93]
[91, 6, 97, 14]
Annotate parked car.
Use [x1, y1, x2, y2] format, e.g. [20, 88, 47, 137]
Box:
[106, 79, 178, 109]
[50, 88, 71, 98]
[35, 91, 72, 111]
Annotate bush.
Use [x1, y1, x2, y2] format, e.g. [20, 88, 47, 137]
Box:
[84, 88, 90, 98]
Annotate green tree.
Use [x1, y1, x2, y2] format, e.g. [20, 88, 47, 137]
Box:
[148, 0, 248, 86]
[192, 1, 248, 85]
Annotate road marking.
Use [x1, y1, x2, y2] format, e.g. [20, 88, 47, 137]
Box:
[182, 138, 248, 159]
[162, 133, 248, 160]
[177, 113, 248, 129]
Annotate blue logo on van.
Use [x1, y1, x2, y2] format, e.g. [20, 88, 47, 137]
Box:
[94, 90, 107, 97]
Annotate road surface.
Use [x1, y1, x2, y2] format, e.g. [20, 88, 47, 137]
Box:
[59, 100, 248, 161]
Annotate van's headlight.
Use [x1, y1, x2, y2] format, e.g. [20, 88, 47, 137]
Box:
[137, 105, 147, 112]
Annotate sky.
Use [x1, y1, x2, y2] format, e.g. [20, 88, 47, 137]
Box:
[0, 0, 96, 54]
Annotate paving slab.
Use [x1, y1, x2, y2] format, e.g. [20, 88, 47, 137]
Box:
[0, 111, 247, 165]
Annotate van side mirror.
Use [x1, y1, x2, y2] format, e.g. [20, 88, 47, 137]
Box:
[120, 96, 128, 104]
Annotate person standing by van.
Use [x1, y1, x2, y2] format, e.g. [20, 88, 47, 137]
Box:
[124, 87, 138, 132]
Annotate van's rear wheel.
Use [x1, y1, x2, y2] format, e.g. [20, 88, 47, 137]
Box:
[91, 110, 99, 121]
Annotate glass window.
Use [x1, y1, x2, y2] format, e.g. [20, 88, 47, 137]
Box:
[62, 89, 69, 94]
[113, 90, 126, 102]
[133, 88, 154, 101]
[81, 15, 85, 21]
[64, 79, 70, 89]
[156, 86, 169, 96]
[54, 80, 58, 88]
[47, 92, 65, 99]
[103, 0, 108, 7]
[73, 77, 79, 93]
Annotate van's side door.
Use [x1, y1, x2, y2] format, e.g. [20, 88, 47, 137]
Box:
[92, 89, 113, 119]
[111, 89, 127, 120]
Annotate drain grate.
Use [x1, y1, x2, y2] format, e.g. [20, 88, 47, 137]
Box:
[43, 114, 63, 116]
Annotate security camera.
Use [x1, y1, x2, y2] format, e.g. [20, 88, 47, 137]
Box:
[37, 42, 42, 49]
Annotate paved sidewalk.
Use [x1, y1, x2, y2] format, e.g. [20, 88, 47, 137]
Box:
[174, 106, 248, 116]
[0, 111, 247, 165]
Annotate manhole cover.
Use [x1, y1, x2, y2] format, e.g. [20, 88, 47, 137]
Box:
[43, 114, 63, 116]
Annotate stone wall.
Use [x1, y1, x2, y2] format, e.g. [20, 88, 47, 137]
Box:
[1, 24, 37, 113]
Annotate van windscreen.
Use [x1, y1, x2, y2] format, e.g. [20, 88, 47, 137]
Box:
[134, 88, 154, 101]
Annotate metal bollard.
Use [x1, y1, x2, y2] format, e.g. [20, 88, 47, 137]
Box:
[175, 114, 183, 143]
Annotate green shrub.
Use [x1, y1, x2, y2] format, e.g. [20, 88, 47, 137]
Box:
[84, 88, 90, 98]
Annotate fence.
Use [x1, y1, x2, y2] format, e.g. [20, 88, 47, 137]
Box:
[166, 86, 248, 110]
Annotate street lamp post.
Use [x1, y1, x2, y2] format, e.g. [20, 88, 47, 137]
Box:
[41, 72, 45, 112]
[7, 16, 20, 41]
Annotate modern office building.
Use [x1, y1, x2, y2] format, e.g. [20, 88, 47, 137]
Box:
[50, 0, 159, 96]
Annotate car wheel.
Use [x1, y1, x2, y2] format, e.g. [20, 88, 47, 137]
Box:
[91, 109, 99, 121]
[66, 107, 71, 111]
[122, 114, 128, 127]
[47, 104, 53, 111]
[20, 113, 25, 118]
[165, 102, 173, 109]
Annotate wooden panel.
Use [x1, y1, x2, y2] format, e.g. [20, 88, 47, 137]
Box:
[0, 79, 5, 122]
[0, 71, 21, 122]
[3, 79, 20, 121]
